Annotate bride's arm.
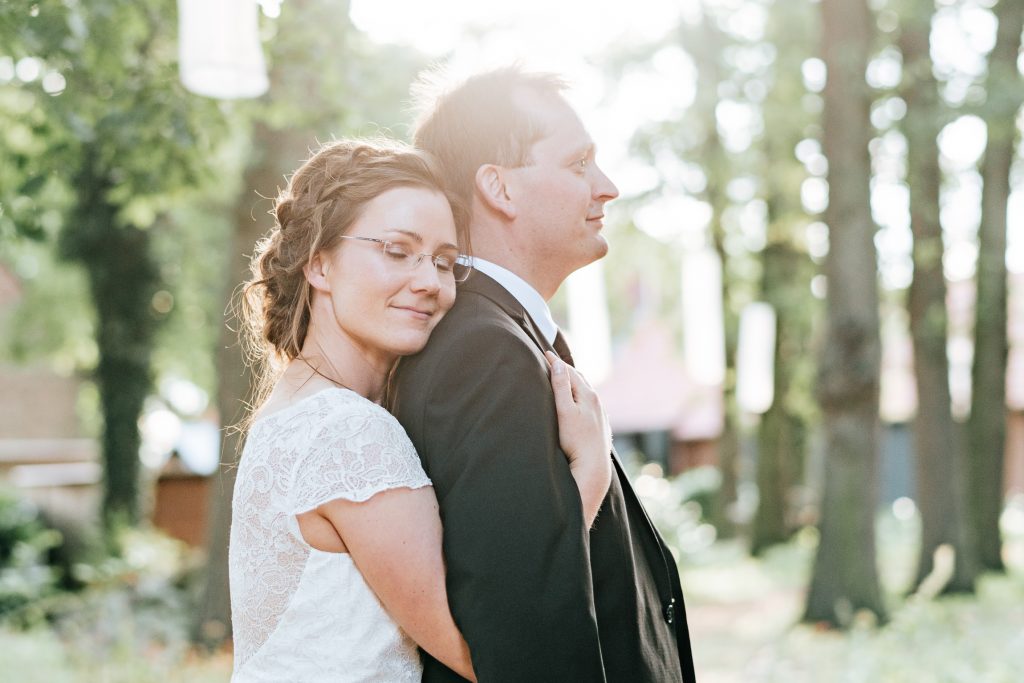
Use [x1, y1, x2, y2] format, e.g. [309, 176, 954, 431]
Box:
[315, 488, 476, 682]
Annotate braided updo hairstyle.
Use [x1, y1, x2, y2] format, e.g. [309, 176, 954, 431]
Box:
[239, 138, 461, 410]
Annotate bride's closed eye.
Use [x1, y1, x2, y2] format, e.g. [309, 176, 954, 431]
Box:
[383, 241, 416, 261]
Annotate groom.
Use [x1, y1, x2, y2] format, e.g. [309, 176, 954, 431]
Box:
[393, 66, 696, 682]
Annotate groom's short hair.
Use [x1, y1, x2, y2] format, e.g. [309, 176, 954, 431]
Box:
[410, 65, 568, 228]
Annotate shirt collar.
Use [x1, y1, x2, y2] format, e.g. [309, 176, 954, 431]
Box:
[469, 258, 558, 345]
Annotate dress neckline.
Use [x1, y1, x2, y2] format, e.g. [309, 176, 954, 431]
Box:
[250, 386, 357, 427]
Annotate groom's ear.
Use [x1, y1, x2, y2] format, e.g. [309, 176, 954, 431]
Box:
[304, 251, 332, 293]
[475, 164, 517, 220]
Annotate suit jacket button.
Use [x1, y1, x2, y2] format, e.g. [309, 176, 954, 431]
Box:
[664, 598, 676, 625]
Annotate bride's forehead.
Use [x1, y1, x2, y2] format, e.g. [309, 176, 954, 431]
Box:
[353, 187, 456, 241]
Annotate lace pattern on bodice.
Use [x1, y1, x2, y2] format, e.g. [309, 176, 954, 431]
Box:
[229, 388, 431, 676]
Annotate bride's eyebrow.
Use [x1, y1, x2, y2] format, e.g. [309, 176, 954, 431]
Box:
[385, 228, 458, 252]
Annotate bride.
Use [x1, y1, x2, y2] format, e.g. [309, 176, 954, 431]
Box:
[228, 138, 612, 682]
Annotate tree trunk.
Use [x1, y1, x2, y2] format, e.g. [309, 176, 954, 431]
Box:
[969, 0, 1024, 573]
[752, 391, 794, 553]
[750, 0, 818, 556]
[91, 226, 158, 532]
[752, 244, 808, 555]
[712, 415, 740, 538]
[192, 121, 308, 648]
[899, 0, 978, 593]
[62, 148, 160, 533]
[804, 0, 887, 626]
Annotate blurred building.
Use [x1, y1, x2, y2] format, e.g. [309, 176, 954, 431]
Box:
[597, 272, 1024, 501]
[596, 319, 722, 474]
[151, 450, 212, 547]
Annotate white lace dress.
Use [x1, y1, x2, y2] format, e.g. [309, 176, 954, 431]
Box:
[228, 388, 432, 682]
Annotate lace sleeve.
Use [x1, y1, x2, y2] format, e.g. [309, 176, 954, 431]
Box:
[288, 398, 432, 515]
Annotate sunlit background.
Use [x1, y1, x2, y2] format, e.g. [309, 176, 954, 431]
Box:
[346, 0, 1024, 427]
[1, 0, 1023, 680]
[349, 0, 1023, 277]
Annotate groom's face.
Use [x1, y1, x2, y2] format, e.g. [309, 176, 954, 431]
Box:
[503, 89, 619, 278]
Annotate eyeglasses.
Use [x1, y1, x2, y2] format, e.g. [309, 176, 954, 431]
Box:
[338, 235, 473, 283]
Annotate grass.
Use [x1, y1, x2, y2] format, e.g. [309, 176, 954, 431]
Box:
[684, 506, 1024, 682]
[686, 568, 1024, 683]
[0, 625, 231, 682]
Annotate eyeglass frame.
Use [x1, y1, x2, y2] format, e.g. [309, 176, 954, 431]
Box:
[336, 234, 473, 283]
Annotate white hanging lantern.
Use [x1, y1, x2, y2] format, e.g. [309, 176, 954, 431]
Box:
[178, 0, 269, 99]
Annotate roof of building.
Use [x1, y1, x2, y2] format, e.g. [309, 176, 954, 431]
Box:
[596, 319, 723, 441]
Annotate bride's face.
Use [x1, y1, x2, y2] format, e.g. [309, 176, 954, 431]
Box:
[307, 186, 458, 367]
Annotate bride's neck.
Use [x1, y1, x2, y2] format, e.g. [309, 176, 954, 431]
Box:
[291, 328, 394, 404]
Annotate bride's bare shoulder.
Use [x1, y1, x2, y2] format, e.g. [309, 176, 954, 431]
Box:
[252, 377, 342, 423]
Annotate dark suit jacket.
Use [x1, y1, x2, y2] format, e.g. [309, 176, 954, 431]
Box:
[393, 271, 696, 683]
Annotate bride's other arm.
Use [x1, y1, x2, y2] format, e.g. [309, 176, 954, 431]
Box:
[313, 490, 476, 681]
[545, 351, 613, 528]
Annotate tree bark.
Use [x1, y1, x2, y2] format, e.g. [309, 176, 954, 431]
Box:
[91, 225, 158, 532]
[899, 0, 978, 593]
[752, 244, 808, 555]
[62, 147, 160, 534]
[968, 0, 1024, 572]
[804, 0, 887, 626]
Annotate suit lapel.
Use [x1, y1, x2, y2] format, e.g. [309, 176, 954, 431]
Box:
[461, 272, 634, 471]
[457, 271, 554, 357]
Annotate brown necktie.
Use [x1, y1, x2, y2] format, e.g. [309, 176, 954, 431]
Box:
[553, 330, 575, 367]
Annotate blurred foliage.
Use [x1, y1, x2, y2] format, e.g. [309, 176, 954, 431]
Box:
[0, 236, 96, 371]
[0, 523, 220, 682]
[0, 5, 224, 333]
[0, 0, 232, 385]
[51, 527, 205, 663]
[633, 464, 722, 558]
[0, 488, 64, 622]
[148, 187, 239, 395]
[0, 0, 429, 395]
[0, 0, 226, 227]
[0, 625, 232, 683]
[0, 0, 230, 527]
